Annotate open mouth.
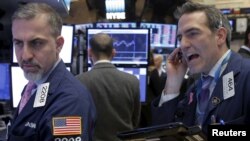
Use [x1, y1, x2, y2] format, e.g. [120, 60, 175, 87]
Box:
[188, 54, 199, 62]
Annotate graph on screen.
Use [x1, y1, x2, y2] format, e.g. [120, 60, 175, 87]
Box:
[87, 29, 149, 65]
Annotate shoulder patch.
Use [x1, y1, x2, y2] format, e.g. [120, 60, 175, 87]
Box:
[52, 116, 82, 136]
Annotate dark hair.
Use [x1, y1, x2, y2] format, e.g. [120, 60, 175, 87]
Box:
[90, 33, 114, 59]
[12, 3, 62, 37]
[176, 2, 232, 48]
[244, 25, 250, 46]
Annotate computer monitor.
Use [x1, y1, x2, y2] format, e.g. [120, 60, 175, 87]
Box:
[75, 23, 94, 33]
[86, 28, 150, 66]
[96, 22, 137, 28]
[0, 63, 10, 101]
[11, 66, 72, 108]
[11, 66, 28, 108]
[88, 67, 147, 102]
[60, 25, 74, 63]
[12, 25, 74, 64]
[140, 23, 178, 48]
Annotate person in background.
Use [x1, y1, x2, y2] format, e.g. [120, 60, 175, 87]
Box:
[76, 33, 141, 141]
[9, 3, 96, 141]
[149, 54, 167, 97]
[238, 25, 250, 58]
[151, 1, 250, 135]
[148, 49, 156, 75]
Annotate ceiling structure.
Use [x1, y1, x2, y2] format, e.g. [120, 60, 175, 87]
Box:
[1, 0, 250, 62]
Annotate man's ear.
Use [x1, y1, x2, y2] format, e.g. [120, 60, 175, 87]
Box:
[56, 36, 64, 53]
[111, 49, 116, 58]
[216, 27, 227, 46]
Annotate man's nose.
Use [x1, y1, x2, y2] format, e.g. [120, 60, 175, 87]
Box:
[22, 45, 33, 61]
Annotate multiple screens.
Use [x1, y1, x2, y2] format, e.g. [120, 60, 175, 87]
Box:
[88, 67, 147, 102]
[96, 22, 137, 28]
[75, 22, 179, 49]
[8, 22, 179, 107]
[75, 22, 137, 30]
[75, 23, 94, 33]
[87, 28, 150, 65]
[87, 28, 149, 102]
[12, 25, 74, 64]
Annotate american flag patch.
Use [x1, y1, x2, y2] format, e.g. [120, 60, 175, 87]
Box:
[52, 116, 82, 136]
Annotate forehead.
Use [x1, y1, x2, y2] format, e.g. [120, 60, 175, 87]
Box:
[12, 16, 52, 39]
[177, 12, 208, 33]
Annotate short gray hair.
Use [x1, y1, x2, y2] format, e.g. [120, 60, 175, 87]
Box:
[12, 3, 63, 37]
[90, 33, 114, 59]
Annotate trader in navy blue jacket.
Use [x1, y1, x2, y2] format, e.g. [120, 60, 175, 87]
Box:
[8, 3, 96, 141]
[151, 1, 250, 134]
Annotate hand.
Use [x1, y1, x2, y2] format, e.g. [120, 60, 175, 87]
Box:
[164, 48, 188, 94]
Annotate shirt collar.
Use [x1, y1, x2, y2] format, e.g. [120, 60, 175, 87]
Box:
[205, 50, 231, 78]
[241, 45, 250, 52]
[94, 60, 111, 65]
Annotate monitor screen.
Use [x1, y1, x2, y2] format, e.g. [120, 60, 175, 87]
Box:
[12, 25, 74, 64]
[88, 67, 147, 102]
[75, 23, 94, 33]
[96, 22, 137, 28]
[220, 9, 233, 15]
[0, 63, 10, 101]
[11, 66, 71, 108]
[87, 28, 149, 66]
[11, 66, 28, 108]
[140, 23, 177, 48]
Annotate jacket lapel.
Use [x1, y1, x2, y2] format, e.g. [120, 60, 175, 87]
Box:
[12, 61, 66, 126]
[12, 94, 37, 126]
[203, 51, 241, 123]
[178, 82, 198, 125]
